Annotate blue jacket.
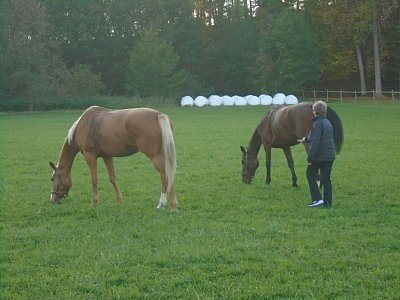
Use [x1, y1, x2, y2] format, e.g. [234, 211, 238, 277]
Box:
[307, 115, 335, 162]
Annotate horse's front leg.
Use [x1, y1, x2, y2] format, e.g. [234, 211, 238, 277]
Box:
[83, 152, 100, 204]
[263, 145, 272, 185]
[103, 157, 123, 203]
[283, 147, 297, 187]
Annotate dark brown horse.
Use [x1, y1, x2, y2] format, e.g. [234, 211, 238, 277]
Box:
[49, 106, 177, 210]
[240, 102, 343, 186]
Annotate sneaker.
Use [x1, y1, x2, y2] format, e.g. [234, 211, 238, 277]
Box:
[308, 199, 324, 207]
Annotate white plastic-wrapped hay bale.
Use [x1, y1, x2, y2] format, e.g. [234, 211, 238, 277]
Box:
[246, 95, 260, 106]
[194, 96, 208, 107]
[222, 95, 234, 106]
[209, 95, 223, 106]
[272, 93, 286, 105]
[233, 95, 247, 106]
[259, 94, 273, 105]
[180, 96, 194, 106]
[284, 94, 298, 105]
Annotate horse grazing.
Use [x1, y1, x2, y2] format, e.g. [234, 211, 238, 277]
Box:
[49, 106, 177, 210]
[240, 102, 343, 186]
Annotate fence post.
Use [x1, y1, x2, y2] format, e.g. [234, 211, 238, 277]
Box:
[313, 90, 316, 101]
[340, 89, 343, 103]
[392, 90, 395, 102]
[326, 89, 329, 102]
[355, 90, 357, 102]
[373, 90, 375, 102]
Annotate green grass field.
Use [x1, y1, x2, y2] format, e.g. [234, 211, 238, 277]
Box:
[1, 103, 399, 299]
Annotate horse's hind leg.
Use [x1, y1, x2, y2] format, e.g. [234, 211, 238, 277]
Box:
[168, 185, 177, 211]
[103, 157, 123, 203]
[151, 155, 177, 210]
[283, 147, 297, 187]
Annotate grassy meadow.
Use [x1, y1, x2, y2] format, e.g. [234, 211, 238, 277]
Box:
[1, 103, 399, 299]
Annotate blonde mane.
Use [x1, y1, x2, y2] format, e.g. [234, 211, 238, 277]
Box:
[67, 116, 81, 144]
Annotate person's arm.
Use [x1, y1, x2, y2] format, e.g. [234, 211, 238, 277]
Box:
[307, 122, 323, 162]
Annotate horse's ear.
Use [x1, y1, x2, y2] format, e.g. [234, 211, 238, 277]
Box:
[49, 161, 57, 171]
[240, 146, 247, 154]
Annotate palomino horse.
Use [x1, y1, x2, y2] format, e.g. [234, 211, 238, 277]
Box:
[240, 102, 343, 186]
[49, 106, 177, 209]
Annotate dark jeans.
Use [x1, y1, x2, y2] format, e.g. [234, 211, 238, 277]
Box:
[306, 160, 334, 206]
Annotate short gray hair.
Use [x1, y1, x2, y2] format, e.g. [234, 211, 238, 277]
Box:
[312, 101, 327, 116]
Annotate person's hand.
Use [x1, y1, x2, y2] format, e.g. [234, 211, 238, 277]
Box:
[297, 137, 306, 143]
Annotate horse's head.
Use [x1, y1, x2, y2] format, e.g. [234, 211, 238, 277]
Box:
[240, 146, 259, 184]
[49, 161, 71, 203]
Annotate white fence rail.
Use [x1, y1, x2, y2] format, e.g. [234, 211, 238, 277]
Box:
[300, 90, 400, 103]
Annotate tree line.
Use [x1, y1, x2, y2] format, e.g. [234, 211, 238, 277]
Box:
[0, 0, 399, 108]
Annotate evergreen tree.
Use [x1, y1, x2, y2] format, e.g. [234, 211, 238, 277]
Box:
[261, 10, 320, 93]
[125, 28, 187, 98]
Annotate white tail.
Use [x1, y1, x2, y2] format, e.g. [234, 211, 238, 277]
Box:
[158, 114, 176, 193]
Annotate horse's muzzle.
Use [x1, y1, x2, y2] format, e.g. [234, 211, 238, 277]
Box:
[49, 193, 62, 204]
[242, 176, 252, 184]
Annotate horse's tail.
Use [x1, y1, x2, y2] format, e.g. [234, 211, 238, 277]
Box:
[158, 114, 177, 193]
[327, 106, 344, 154]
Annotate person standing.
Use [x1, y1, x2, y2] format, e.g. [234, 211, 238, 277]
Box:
[304, 101, 336, 208]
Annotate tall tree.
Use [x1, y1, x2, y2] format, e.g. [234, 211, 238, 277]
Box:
[305, 0, 399, 94]
[381, 1, 400, 90]
[372, 4, 383, 96]
[372, 0, 399, 96]
[304, 1, 361, 89]
[258, 9, 321, 93]
[43, 0, 132, 95]
[1, 0, 67, 102]
[44, 0, 195, 95]
[0, 0, 7, 98]
[348, 0, 372, 95]
[125, 28, 188, 98]
[214, 14, 260, 94]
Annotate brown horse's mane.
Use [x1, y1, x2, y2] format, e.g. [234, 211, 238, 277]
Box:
[262, 105, 284, 122]
[267, 105, 284, 115]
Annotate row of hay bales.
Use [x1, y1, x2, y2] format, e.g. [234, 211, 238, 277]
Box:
[181, 93, 298, 107]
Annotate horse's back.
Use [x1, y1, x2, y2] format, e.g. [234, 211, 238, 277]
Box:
[103, 108, 165, 156]
[260, 103, 314, 147]
[74, 106, 165, 157]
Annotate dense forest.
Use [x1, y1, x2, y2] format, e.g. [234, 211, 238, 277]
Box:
[0, 0, 399, 108]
